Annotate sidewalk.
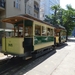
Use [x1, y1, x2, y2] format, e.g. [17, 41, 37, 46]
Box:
[0, 46, 8, 60]
[15, 37, 75, 75]
[0, 53, 7, 60]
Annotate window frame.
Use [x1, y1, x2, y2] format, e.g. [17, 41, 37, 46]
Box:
[14, 0, 21, 9]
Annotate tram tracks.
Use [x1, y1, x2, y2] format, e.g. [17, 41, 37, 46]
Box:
[0, 60, 32, 75]
[0, 43, 64, 75]
[0, 55, 13, 66]
[0, 57, 34, 75]
[0, 50, 56, 75]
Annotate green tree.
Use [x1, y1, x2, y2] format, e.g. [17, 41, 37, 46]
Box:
[62, 5, 75, 36]
[44, 15, 53, 24]
[51, 5, 60, 16]
[44, 4, 75, 37]
[44, 5, 60, 25]
[51, 5, 60, 25]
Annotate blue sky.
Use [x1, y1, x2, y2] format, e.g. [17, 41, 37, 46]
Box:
[60, 0, 75, 9]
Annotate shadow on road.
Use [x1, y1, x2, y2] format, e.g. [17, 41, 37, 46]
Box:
[56, 43, 68, 50]
[15, 50, 56, 75]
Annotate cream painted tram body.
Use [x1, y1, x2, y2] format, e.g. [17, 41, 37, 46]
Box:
[54, 25, 67, 46]
[1, 14, 55, 58]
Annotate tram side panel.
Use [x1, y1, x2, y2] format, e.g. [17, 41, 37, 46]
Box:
[34, 36, 54, 50]
[1, 15, 55, 58]
[2, 37, 24, 55]
[33, 21, 55, 52]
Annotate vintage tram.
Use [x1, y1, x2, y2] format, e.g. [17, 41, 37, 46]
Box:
[54, 25, 67, 46]
[1, 14, 55, 59]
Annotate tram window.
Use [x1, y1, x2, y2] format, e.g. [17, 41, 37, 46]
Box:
[6, 32, 13, 37]
[25, 26, 32, 37]
[62, 31, 66, 36]
[42, 26, 46, 36]
[14, 25, 33, 37]
[25, 27, 29, 36]
[47, 28, 50, 36]
[35, 25, 41, 36]
[50, 29, 53, 36]
[63, 31, 66, 35]
[14, 25, 23, 37]
[61, 31, 63, 36]
[55, 33, 59, 36]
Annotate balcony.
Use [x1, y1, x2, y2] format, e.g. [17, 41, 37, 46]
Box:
[34, 5, 39, 12]
[0, 1, 5, 11]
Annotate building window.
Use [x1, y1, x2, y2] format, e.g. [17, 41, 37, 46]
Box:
[34, 1, 39, 12]
[14, 0, 21, 9]
[28, 5, 32, 15]
[34, 12, 39, 18]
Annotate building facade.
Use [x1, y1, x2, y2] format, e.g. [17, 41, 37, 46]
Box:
[0, 0, 5, 45]
[0, 0, 40, 45]
[6, 0, 40, 29]
[40, 0, 60, 20]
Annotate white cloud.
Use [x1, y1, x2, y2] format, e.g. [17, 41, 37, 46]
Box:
[60, 0, 75, 9]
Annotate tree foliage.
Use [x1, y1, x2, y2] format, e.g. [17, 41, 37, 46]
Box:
[44, 4, 75, 35]
[62, 5, 75, 35]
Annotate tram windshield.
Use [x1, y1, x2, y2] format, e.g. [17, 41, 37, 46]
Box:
[5, 23, 33, 38]
[13, 20, 33, 37]
[14, 25, 23, 37]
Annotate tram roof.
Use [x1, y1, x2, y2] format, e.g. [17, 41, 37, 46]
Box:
[54, 24, 65, 30]
[1, 14, 33, 24]
[54, 24, 66, 32]
[1, 14, 54, 27]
